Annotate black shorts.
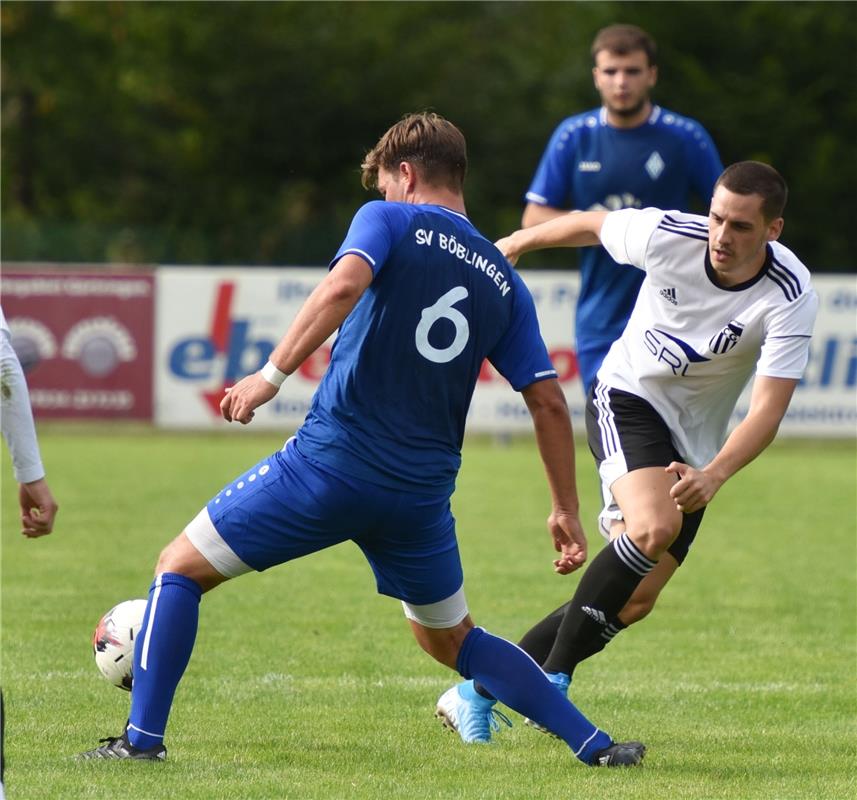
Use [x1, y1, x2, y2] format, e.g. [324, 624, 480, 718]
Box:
[585, 382, 705, 565]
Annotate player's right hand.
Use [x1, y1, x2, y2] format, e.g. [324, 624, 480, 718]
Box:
[665, 461, 720, 513]
[547, 510, 587, 574]
[220, 372, 279, 424]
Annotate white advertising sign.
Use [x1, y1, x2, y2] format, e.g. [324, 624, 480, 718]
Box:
[156, 268, 329, 429]
[155, 269, 856, 437]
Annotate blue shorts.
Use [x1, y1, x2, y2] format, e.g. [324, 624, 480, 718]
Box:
[194, 439, 463, 606]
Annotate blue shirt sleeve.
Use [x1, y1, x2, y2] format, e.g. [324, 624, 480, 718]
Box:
[525, 117, 579, 208]
[330, 201, 411, 276]
[488, 272, 557, 391]
[682, 121, 723, 201]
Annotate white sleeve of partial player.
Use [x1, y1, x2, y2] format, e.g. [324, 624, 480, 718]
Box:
[0, 328, 45, 483]
[756, 287, 819, 379]
[599, 207, 664, 270]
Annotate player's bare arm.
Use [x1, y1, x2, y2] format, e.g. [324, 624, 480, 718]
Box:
[496, 211, 607, 265]
[521, 202, 569, 229]
[221, 255, 374, 424]
[522, 378, 587, 573]
[667, 376, 799, 513]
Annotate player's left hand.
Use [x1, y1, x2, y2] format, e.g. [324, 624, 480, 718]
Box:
[494, 236, 518, 265]
[220, 372, 280, 424]
[665, 461, 720, 513]
[494, 231, 525, 265]
[548, 510, 587, 574]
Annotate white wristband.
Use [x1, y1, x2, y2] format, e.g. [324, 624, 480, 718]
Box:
[260, 361, 287, 387]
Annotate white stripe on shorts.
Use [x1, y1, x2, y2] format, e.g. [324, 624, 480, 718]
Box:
[594, 381, 620, 458]
[185, 507, 253, 579]
[402, 586, 469, 629]
[592, 382, 629, 548]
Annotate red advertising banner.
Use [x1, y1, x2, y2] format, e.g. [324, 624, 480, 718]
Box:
[1, 269, 155, 419]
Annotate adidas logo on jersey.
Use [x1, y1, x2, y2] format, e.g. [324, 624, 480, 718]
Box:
[581, 606, 607, 624]
[578, 161, 602, 172]
[659, 287, 678, 305]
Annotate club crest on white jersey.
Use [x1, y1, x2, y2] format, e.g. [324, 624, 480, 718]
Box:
[709, 320, 745, 354]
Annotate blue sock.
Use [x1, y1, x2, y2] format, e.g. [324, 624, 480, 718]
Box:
[126, 573, 202, 749]
[457, 627, 612, 763]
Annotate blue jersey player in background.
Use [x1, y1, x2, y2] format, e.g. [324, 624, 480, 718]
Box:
[523, 24, 723, 393]
[79, 113, 644, 767]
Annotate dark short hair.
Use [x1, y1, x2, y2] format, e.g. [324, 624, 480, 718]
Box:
[715, 161, 788, 220]
[591, 24, 657, 67]
[361, 112, 467, 192]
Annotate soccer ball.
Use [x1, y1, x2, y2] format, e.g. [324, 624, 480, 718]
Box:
[92, 599, 147, 691]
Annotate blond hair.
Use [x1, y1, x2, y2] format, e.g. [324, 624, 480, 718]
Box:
[361, 112, 467, 192]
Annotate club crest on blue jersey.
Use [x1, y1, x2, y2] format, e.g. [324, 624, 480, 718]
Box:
[645, 151, 665, 180]
[709, 320, 745, 354]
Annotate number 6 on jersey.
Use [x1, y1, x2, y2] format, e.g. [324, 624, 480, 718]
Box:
[415, 286, 470, 364]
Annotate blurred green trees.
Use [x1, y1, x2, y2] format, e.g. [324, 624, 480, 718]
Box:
[2, 1, 855, 269]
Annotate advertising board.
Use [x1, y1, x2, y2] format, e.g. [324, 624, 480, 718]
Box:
[155, 268, 856, 437]
[2, 270, 155, 419]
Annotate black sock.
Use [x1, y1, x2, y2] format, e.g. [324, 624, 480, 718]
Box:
[514, 603, 628, 681]
[564, 615, 627, 678]
[517, 601, 571, 664]
[542, 533, 655, 675]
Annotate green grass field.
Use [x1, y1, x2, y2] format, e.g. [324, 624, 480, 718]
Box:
[2, 428, 855, 800]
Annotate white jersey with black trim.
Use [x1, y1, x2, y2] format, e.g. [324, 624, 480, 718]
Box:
[596, 207, 818, 468]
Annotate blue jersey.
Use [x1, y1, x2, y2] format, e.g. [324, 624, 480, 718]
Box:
[296, 202, 556, 495]
[526, 105, 722, 389]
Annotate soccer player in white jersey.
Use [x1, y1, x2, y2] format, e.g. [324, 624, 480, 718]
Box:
[1, 305, 60, 799]
[78, 113, 644, 767]
[0, 306, 59, 536]
[440, 161, 818, 742]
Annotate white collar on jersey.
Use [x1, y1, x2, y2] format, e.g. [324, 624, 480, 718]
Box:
[598, 105, 662, 126]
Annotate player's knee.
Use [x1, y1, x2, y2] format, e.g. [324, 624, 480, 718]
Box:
[154, 533, 205, 578]
[155, 542, 175, 574]
[155, 538, 182, 575]
[630, 519, 680, 558]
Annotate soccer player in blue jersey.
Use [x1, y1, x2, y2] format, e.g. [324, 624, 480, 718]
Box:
[523, 24, 723, 393]
[78, 113, 644, 767]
